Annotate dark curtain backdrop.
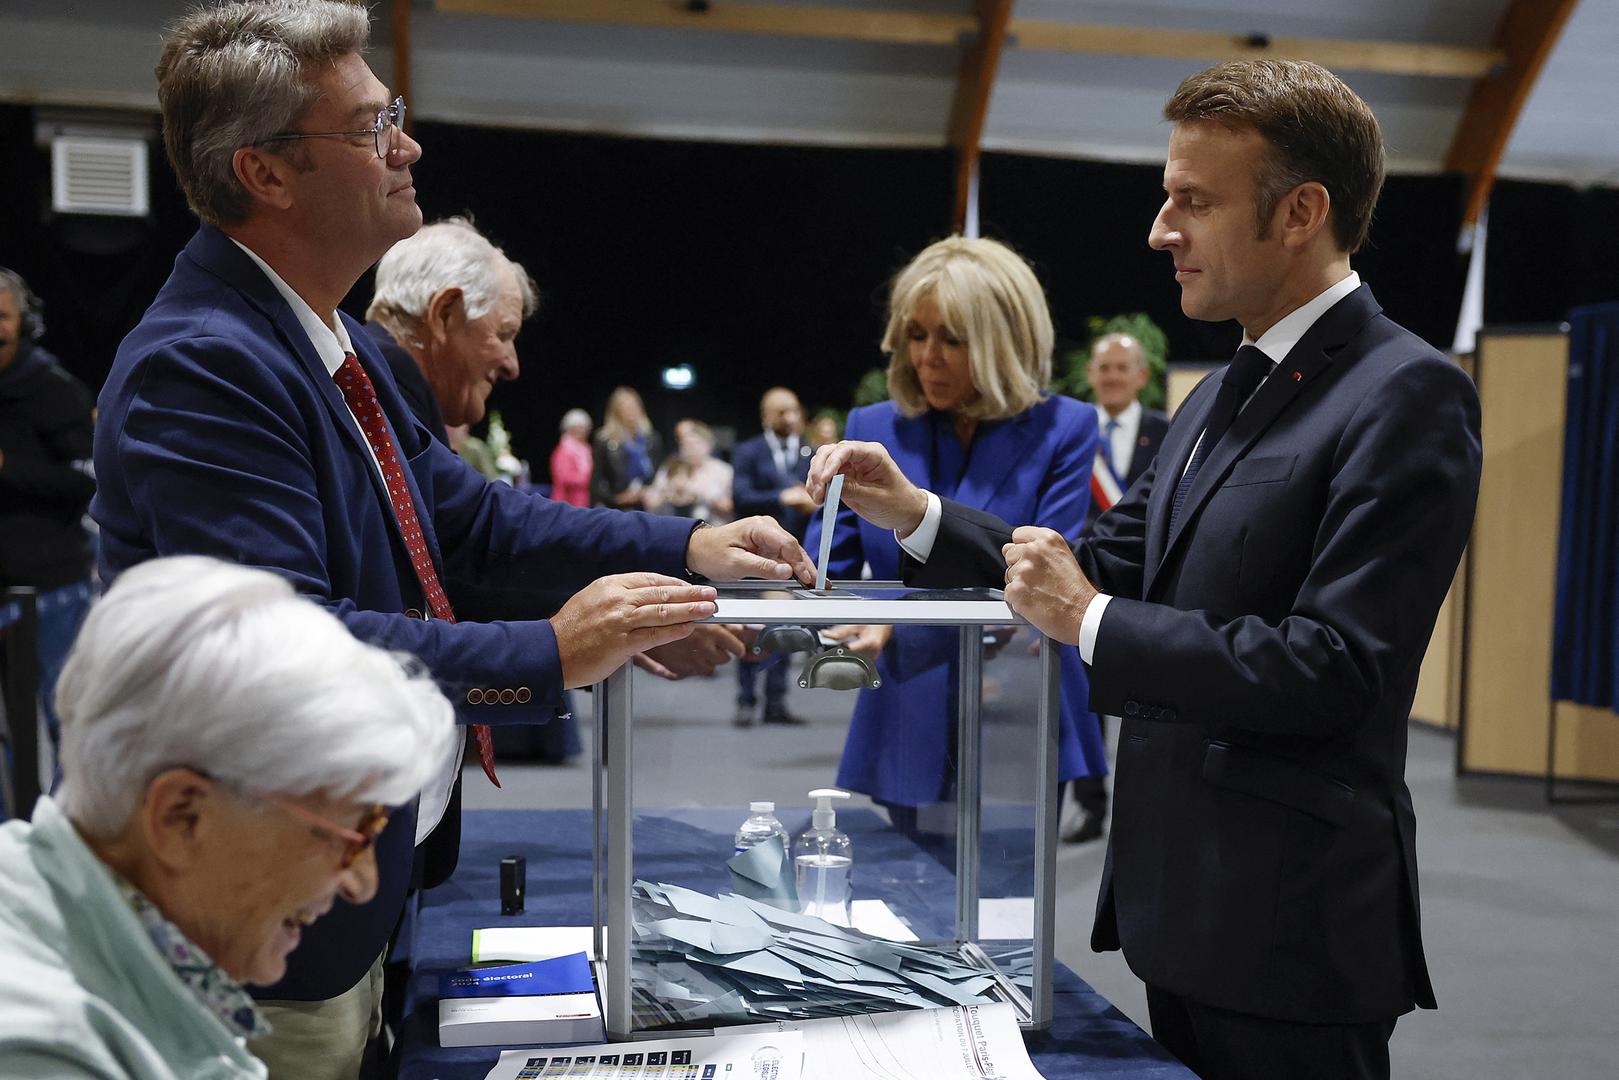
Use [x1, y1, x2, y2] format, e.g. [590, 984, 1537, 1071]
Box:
[1551, 303, 1619, 712]
[1, 100, 1613, 481]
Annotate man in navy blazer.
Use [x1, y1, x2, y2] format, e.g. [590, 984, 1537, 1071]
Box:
[808, 61, 1480, 1079]
[94, 5, 810, 1077]
[730, 386, 814, 725]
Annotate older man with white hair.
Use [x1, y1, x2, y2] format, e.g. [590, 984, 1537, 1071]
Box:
[0, 556, 456, 1079]
[365, 216, 534, 441]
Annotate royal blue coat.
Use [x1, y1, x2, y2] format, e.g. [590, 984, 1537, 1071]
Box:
[805, 396, 1107, 808]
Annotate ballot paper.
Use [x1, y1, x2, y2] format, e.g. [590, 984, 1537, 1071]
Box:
[726, 835, 799, 910]
[480, 1003, 1045, 1080]
[481, 1030, 803, 1080]
[474, 926, 598, 964]
[631, 880, 1015, 1027]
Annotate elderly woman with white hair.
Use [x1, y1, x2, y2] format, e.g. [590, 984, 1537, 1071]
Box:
[806, 235, 1107, 834]
[0, 556, 455, 1079]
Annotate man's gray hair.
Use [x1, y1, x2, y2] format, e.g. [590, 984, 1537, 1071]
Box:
[54, 556, 456, 839]
[156, 0, 371, 226]
[1092, 332, 1148, 369]
[367, 216, 539, 336]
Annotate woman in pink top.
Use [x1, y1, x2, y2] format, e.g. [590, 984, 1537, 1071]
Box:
[548, 408, 594, 507]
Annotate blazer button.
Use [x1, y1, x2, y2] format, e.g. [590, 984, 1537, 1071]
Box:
[499, 689, 517, 705]
[515, 687, 532, 704]
[466, 688, 484, 705]
[1124, 701, 1139, 716]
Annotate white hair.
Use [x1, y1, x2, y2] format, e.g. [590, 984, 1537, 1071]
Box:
[560, 408, 591, 433]
[54, 557, 457, 839]
[367, 216, 538, 334]
[1091, 332, 1148, 369]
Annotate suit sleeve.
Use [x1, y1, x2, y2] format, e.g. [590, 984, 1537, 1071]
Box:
[1088, 356, 1481, 737]
[112, 338, 684, 715]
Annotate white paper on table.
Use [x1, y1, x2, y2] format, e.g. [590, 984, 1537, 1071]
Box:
[977, 897, 1035, 940]
[482, 1029, 803, 1080]
[848, 899, 919, 942]
[473, 926, 599, 964]
[736, 1002, 1045, 1080]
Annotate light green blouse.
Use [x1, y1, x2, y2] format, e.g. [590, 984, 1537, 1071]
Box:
[0, 796, 267, 1079]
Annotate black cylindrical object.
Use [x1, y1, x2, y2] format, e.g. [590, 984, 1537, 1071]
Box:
[500, 854, 526, 915]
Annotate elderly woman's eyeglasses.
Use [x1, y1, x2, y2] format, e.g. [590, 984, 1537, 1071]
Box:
[263, 96, 407, 159]
[253, 792, 391, 870]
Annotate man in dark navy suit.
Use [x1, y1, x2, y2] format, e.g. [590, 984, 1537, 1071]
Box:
[1065, 331, 1171, 843]
[92, 4, 811, 1077]
[809, 59, 1480, 1080]
[730, 386, 814, 725]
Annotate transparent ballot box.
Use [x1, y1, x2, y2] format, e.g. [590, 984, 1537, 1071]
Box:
[589, 581, 1061, 1038]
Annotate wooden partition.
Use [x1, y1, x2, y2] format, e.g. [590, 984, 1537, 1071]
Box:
[1457, 329, 1619, 781]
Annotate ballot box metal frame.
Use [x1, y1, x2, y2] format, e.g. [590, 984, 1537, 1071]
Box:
[589, 581, 1061, 1038]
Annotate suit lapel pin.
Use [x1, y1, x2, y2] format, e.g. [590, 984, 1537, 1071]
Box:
[1292, 370, 1302, 382]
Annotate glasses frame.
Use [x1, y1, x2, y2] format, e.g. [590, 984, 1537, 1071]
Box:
[263, 95, 406, 159]
[255, 792, 390, 870]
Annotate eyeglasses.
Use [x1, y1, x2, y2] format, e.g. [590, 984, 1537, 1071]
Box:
[263, 96, 407, 160]
[254, 793, 391, 870]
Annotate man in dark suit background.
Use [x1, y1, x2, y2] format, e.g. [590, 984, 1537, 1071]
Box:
[94, 4, 811, 1076]
[1064, 331, 1171, 843]
[808, 59, 1481, 1079]
[1082, 332, 1170, 533]
[731, 386, 814, 726]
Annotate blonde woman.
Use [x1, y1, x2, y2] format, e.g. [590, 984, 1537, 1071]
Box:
[591, 386, 661, 508]
[806, 236, 1106, 831]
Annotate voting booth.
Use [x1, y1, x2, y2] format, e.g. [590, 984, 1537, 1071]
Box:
[588, 581, 1062, 1038]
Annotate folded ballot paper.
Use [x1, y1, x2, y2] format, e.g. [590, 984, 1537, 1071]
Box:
[438, 952, 605, 1048]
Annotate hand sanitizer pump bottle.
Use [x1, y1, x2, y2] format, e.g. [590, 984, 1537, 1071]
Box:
[794, 788, 853, 926]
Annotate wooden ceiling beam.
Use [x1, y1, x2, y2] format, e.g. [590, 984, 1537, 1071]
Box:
[1444, 0, 1580, 228]
[392, 0, 413, 132]
[434, 0, 1505, 80]
[948, 0, 1014, 234]
[434, 0, 975, 48]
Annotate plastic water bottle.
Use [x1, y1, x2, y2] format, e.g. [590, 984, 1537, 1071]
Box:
[734, 801, 790, 856]
[794, 789, 853, 926]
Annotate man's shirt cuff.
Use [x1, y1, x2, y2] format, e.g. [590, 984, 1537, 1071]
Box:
[895, 490, 942, 562]
[1078, 593, 1112, 665]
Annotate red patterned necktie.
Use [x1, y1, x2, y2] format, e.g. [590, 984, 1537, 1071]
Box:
[336, 352, 499, 787]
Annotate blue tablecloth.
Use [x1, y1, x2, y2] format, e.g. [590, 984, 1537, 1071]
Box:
[395, 809, 1192, 1079]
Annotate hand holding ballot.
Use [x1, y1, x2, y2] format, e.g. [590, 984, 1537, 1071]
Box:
[805, 441, 930, 536]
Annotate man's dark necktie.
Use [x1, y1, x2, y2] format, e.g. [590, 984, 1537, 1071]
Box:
[336, 352, 500, 787]
[1167, 344, 1273, 536]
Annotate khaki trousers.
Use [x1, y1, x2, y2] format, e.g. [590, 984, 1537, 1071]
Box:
[250, 951, 386, 1080]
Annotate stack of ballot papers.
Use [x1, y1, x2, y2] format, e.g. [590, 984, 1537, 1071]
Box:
[438, 952, 604, 1047]
[630, 880, 1013, 1027]
[480, 1001, 1048, 1080]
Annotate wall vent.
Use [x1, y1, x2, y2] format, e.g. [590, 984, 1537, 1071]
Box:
[51, 136, 149, 217]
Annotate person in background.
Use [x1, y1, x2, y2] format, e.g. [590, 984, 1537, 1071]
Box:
[645, 419, 734, 524]
[808, 410, 841, 450]
[1062, 331, 1171, 844]
[1081, 333, 1170, 533]
[549, 409, 594, 508]
[592, 386, 660, 509]
[805, 237, 1107, 835]
[364, 216, 530, 443]
[730, 386, 815, 726]
[0, 555, 456, 1079]
[0, 267, 96, 760]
